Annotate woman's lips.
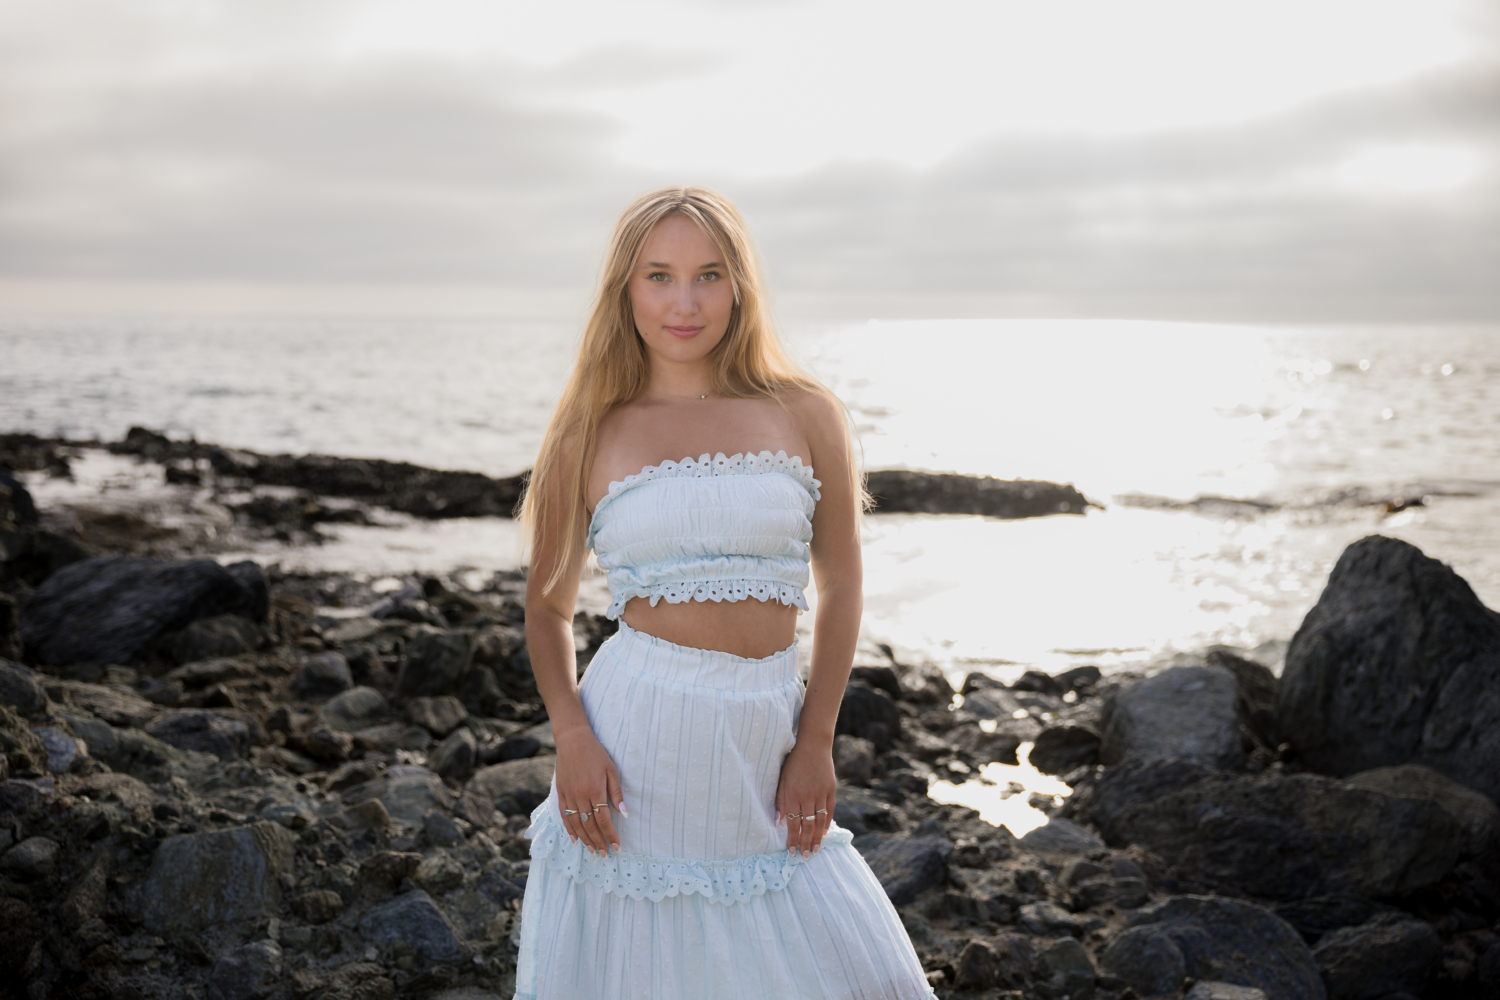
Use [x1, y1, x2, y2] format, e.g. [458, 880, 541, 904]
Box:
[665, 325, 703, 339]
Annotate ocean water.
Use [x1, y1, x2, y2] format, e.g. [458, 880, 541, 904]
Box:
[4, 316, 1498, 685]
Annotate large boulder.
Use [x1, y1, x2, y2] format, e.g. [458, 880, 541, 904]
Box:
[357, 890, 469, 965]
[862, 836, 954, 906]
[1100, 665, 1242, 770]
[1028, 724, 1101, 775]
[139, 822, 297, 935]
[835, 682, 902, 751]
[396, 626, 474, 698]
[469, 756, 555, 813]
[21, 556, 268, 666]
[1278, 536, 1500, 801]
[1311, 913, 1441, 1000]
[1102, 895, 1324, 1000]
[1075, 756, 1479, 900]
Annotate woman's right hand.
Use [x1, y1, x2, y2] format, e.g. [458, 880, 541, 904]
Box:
[552, 724, 625, 855]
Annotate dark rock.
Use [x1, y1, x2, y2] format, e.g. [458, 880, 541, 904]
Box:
[170, 614, 261, 665]
[1083, 757, 1476, 900]
[0, 660, 45, 716]
[344, 771, 454, 826]
[430, 727, 478, 782]
[1186, 984, 1268, 1000]
[836, 682, 901, 751]
[1029, 724, 1101, 775]
[407, 695, 468, 737]
[422, 811, 464, 846]
[146, 709, 249, 759]
[33, 725, 78, 772]
[1018, 817, 1104, 861]
[0, 593, 20, 661]
[953, 934, 1036, 990]
[359, 850, 422, 895]
[866, 471, 1092, 519]
[1103, 895, 1324, 1000]
[293, 889, 346, 924]
[849, 665, 902, 700]
[1312, 913, 1441, 1000]
[493, 736, 541, 762]
[1278, 536, 1500, 802]
[1019, 900, 1087, 937]
[833, 734, 876, 784]
[206, 940, 283, 1000]
[59, 848, 110, 929]
[1344, 763, 1499, 858]
[1012, 669, 1065, 696]
[319, 686, 390, 732]
[21, 555, 267, 666]
[862, 835, 954, 905]
[958, 684, 1025, 720]
[0, 897, 40, 982]
[413, 849, 464, 894]
[1478, 944, 1500, 996]
[453, 790, 496, 830]
[469, 757, 555, 813]
[1206, 649, 1279, 751]
[1040, 936, 1097, 997]
[947, 723, 1022, 765]
[476, 871, 524, 906]
[396, 626, 474, 698]
[1056, 665, 1102, 694]
[298, 651, 353, 697]
[0, 835, 59, 880]
[56, 679, 159, 727]
[139, 821, 297, 935]
[303, 725, 353, 763]
[1272, 894, 1386, 945]
[357, 889, 469, 965]
[1100, 665, 1243, 770]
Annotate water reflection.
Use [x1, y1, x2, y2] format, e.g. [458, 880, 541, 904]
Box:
[926, 741, 1074, 838]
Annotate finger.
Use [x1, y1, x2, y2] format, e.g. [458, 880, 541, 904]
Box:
[796, 806, 815, 858]
[583, 804, 610, 855]
[813, 799, 830, 853]
[558, 799, 582, 846]
[594, 794, 621, 854]
[607, 766, 627, 819]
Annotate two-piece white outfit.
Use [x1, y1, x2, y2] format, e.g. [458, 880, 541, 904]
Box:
[512, 452, 936, 999]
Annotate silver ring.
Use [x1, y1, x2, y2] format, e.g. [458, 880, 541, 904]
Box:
[581, 810, 594, 820]
[562, 809, 577, 817]
[593, 802, 609, 810]
[801, 814, 816, 821]
[815, 808, 827, 815]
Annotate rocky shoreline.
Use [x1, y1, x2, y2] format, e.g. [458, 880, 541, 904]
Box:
[2, 435, 1499, 1000]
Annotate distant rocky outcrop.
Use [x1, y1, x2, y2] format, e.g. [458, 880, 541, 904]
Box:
[866, 470, 1096, 519]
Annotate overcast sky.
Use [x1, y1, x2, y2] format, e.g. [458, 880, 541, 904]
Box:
[1, 0, 1496, 321]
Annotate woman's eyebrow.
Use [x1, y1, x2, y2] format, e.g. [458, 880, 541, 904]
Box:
[641, 261, 724, 269]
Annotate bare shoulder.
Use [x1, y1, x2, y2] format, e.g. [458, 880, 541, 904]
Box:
[781, 387, 847, 451]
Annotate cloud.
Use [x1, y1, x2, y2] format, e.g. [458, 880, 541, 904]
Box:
[0, 3, 1496, 321]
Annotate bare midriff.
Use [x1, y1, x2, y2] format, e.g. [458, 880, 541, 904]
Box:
[620, 595, 799, 659]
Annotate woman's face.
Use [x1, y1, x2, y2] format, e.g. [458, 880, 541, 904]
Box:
[629, 214, 735, 367]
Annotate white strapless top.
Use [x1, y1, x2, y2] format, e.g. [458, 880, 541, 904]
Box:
[586, 451, 821, 620]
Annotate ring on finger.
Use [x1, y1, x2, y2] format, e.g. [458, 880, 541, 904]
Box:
[801, 814, 817, 821]
[581, 810, 594, 820]
[562, 808, 577, 817]
[815, 808, 827, 815]
[593, 802, 609, 810]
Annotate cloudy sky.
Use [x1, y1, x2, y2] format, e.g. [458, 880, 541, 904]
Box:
[1, 0, 1496, 321]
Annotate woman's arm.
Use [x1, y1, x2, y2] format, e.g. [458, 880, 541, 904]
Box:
[776, 390, 863, 858]
[524, 445, 623, 857]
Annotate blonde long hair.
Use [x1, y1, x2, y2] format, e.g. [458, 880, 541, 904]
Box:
[520, 185, 865, 594]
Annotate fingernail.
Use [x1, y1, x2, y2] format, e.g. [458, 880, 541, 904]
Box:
[813, 844, 820, 855]
[611, 843, 620, 853]
[618, 801, 629, 817]
[570, 835, 577, 844]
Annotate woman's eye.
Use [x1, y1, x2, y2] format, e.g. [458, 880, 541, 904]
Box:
[699, 271, 720, 281]
[648, 272, 669, 282]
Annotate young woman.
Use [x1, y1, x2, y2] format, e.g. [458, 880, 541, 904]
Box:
[513, 186, 934, 999]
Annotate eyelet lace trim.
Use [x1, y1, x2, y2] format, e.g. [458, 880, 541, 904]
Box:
[604, 451, 820, 505]
[605, 578, 809, 620]
[526, 808, 854, 906]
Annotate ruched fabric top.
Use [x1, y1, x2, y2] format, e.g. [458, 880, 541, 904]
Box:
[587, 451, 821, 620]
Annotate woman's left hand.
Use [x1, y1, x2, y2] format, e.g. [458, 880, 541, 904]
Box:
[775, 740, 837, 858]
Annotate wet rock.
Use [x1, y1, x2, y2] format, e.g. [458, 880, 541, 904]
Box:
[836, 682, 902, 751]
[0, 660, 45, 716]
[33, 725, 79, 772]
[139, 821, 297, 935]
[469, 756, 555, 814]
[958, 684, 1025, 720]
[293, 889, 346, 924]
[357, 889, 469, 965]
[1206, 649, 1279, 751]
[298, 651, 353, 698]
[343, 771, 454, 826]
[947, 723, 1022, 765]
[414, 849, 465, 894]
[1101, 665, 1242, 770]
[206, 940, 282, 1000]
[407, 695, 468, 737]
[1040, 936, 1096, 997]
[1345, 763, 1499, 858]
[1186, 984, 1268, 1000]
[1029, 724, 1101, 776]
[1018, 817, 1104, 862]
[21, 555, 267, 666]
[430, 726, 478, 782]
[1103, 895, 1324, 1000]
[833, 734, 876, 784]
[170, 614, 261, 665]
[0, 835, 59, 880]
[863, 836, 954, 906]
[1312, 913, 1441, 1000]
[953, 934, 1036, 990]
[303, 725, 353, 764]
[146, 708, 249, 759]
[396, 626, 474, 698]
[319, 686, 390, 732]
[1278, 535, 1500, 801]
[1084, 757, 1477, 900]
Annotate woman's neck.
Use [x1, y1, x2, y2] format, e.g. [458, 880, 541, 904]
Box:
[642, 360, 714, 402]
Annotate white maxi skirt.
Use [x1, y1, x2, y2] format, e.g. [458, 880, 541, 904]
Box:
[512, 621, 936, 1000]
